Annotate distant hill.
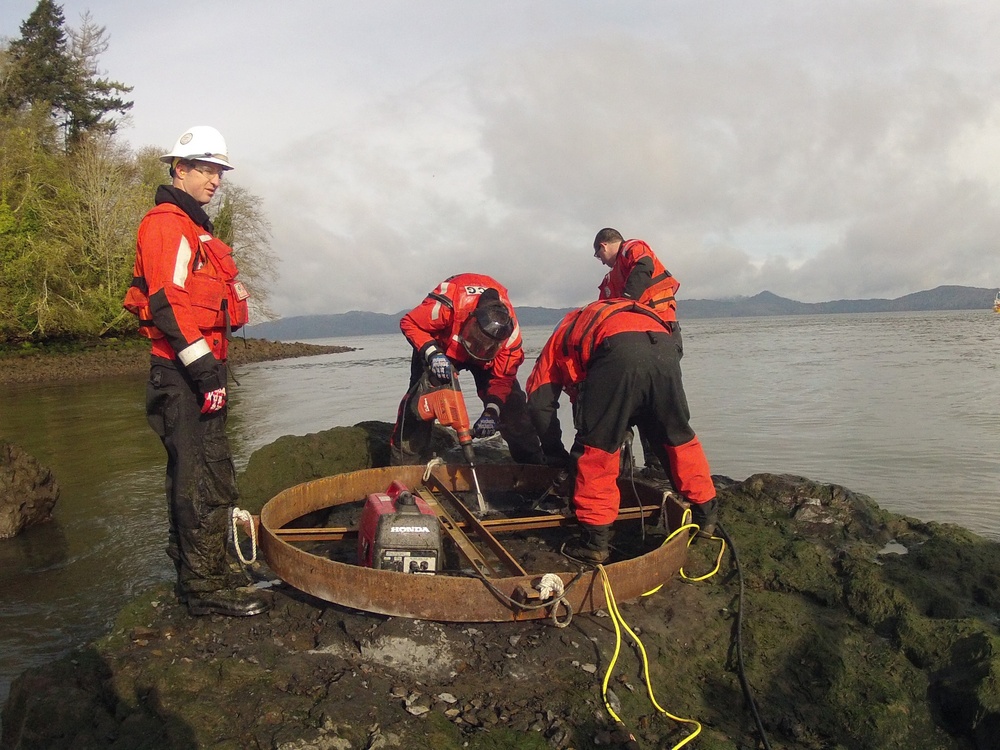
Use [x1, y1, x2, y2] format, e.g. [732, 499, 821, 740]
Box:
[244, 285, 997, 341]
[681, 285, 996, 317]
[245, 310, 404, 341]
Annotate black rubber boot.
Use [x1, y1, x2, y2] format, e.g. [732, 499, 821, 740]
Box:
[689, 497, 718, 540]
[562, 523, 612, 564]
[187, 587, 272, 617]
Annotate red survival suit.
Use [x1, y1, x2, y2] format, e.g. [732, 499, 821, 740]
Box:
[526, 299, 715, 526]
[598, 239, 680, 323]
[392, 273, 543, 464]
[126, 200, 249, 392]
[124, 185, 250, 596]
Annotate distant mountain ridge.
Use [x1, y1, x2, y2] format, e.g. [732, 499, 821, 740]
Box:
[244, 285, 997, 341]
[679, 285, 996, 318]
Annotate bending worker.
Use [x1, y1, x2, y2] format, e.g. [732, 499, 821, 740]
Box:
[525, 299, 718, 563]
[124, 126, 269, 618]
[390, 273, 544, 466]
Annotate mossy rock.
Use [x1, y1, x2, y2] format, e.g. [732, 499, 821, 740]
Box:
[0, 441, 60, 539]
[236, 421, 394, 513]
[713, 473, 1000, 747]
[236, 420, 468, 514]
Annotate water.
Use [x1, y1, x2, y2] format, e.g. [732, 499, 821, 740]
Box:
[1, 310, 998, 717]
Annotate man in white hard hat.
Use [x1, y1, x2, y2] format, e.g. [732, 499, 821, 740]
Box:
[124, 126, 269, 617]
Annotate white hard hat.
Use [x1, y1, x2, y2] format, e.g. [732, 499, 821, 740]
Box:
[160, 125, 233, 170]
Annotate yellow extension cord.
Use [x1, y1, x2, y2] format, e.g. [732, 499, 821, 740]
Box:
[595, 507, 727, 749]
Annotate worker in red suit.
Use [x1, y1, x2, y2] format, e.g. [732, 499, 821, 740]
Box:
[124, 126, 269, 617]
[526, 299, 718, 563]
[594, 227, 681, 322]
[391, 273, 545, 466]
[593, 227, 683, 475]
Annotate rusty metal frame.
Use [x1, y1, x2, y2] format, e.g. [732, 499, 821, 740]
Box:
[413, 487, 504, 577]
[258, 464, 690, 623]
[272, 505, 655, 543]
[420, 474, 528, 577]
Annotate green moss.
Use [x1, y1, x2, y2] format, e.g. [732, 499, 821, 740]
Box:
[236, 426, 378, 513]
[931, 629, 1000, 739]
[825, 629, 942, 747]
[889, 528, 1000, 611]
[98, 583, 175, 651]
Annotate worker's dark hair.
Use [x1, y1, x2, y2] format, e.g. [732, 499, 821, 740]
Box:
[593, 227, 624, 250]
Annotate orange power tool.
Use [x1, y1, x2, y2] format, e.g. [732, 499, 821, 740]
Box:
[415, 374, 488, 514]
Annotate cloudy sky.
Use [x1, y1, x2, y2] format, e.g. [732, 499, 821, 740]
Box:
[4, 1, 1000, 317]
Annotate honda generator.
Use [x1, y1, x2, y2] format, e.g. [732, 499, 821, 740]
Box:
[357, 481, 442, 574]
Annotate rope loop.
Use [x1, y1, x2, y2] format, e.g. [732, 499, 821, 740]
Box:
[422, 457, 444, 482]
[535, 572, 573, 627]
[549, 597, 573, 628]
[231, 507, 258, 565]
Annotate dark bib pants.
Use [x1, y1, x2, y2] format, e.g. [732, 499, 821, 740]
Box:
[571, 330, 714, 526]
[146, 359, 236, 595]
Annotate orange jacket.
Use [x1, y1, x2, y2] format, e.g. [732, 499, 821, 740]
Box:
[598, 239, 679, 321]
[400, 273, 523, 403]
[526, 299, 671, 460]
[526, 299, 669, 401]
[125, 201, 249, 392]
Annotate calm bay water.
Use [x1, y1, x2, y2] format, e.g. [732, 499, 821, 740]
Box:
[1, 310, 998, 715]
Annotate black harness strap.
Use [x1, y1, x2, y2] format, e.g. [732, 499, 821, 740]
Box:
[428, 292, 454, 308]
[561, 300, 672, 366]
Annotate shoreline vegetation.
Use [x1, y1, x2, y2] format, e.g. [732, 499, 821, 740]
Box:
[0, 337, 354, 387]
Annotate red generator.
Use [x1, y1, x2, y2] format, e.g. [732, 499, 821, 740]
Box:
[357, 481, 443, 574]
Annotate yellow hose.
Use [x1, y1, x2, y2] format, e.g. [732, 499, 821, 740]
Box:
[597, 564, 702, 749]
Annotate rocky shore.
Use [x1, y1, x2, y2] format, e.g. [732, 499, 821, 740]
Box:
[3, 423, 999, 750]
[0, 337, 352, 386]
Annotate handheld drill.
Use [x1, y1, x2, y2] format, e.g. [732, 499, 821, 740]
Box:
[414, 373, 488, 513]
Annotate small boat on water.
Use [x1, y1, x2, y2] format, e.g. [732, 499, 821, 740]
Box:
[255, 463, 691, 623]
[994, 291, 1000, 313]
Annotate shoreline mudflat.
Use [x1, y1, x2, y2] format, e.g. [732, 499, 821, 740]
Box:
[0, 338, 353, 386]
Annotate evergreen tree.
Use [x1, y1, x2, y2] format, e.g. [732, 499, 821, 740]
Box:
[1, 0, 132, 146]
[2, 1, 76, 131]
[65, 11, 133, 140]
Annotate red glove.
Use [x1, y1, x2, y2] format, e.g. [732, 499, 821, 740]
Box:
[201, 387, 227, 414]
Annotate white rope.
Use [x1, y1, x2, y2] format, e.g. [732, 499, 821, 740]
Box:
[423, 456, 444, 482]
[536, 573, 564, 600]
[231, 507, 258, 564]
[536, 573, 573, 628]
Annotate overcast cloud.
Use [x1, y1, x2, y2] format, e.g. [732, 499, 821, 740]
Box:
[4, 0, 1000, 316]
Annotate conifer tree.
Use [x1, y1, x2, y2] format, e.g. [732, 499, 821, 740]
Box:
[65, 11, 133, 140]
[1, 1, 74, 112]
[1, 0, 132, 146]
